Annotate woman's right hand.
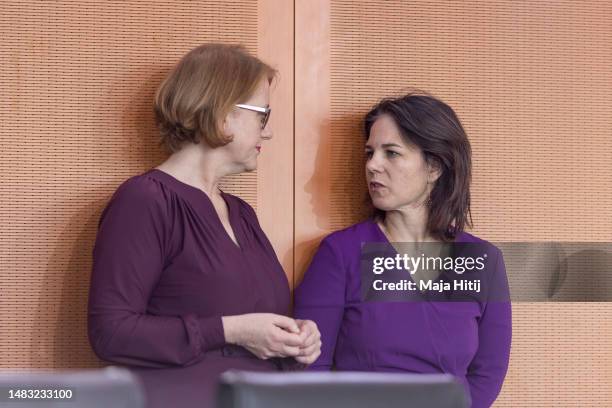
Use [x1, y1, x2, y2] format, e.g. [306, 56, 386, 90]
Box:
[221, 313, 303, 360]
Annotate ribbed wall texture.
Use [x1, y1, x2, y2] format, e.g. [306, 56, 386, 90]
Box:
[328, 1, 612, 406]
[2, 2, 611, 406]
[0, 1, 258, 369]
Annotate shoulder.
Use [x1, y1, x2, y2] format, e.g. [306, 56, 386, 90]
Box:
[223, 192, 255, 211]
[316, 220, 380, 260]
[455, 230, 486, 243]
[114, 172, 169, 202]
[455, 231, 499, 251]
[302, 222, 374, 281]
[323, 220, 380, 245]
[222, 192, 258, 219]
[101, 172, 171, 224]
[455, 231, 505, 275]
[95, 173, 174, 257]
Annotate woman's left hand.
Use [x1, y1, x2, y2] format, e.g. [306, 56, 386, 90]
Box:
[294, 319, 322, 365]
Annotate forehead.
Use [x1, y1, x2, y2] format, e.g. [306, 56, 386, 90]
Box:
[249, 78, 270, 102]
[367, 115, 408, 146]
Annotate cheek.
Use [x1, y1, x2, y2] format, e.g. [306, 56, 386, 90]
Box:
[391, 163, 428, 194]
[226, 139, 251, 159]
[232, 129, 258, 150]
[231, 117, 259, 142]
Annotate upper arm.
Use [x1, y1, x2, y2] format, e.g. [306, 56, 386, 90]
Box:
[294, 237, 346, 370]
[89, 180, 167, 316]
[466, 248, 512, 407]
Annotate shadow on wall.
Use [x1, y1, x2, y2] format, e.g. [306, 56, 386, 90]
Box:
[293, 112, 370, 286]
[292, 118, 332, 283]
[554, 248, 612, 301]
[499, 242, 612, 302]
[33, 67, 170, 368]
[33, 197, 107, 369]
[328, 111, 370, 228]
[124, 66, 170, 168]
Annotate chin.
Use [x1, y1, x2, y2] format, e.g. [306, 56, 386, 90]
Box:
[243, 160, 258, 172]
[371, 198, 393, 212]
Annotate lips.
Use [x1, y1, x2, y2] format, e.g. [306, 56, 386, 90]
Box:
[369, 181, 386, 192]
[256, 146, 261, 152]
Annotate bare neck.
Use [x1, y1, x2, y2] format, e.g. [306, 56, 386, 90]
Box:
[380, 206, 436, 243]
[155, 143, 234, 199]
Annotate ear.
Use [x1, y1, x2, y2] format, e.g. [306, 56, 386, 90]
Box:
[427, 158, 442, 184]
[220, 111, 234, 140]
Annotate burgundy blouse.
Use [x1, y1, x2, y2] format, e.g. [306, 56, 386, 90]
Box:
[88, 169, 297, 408]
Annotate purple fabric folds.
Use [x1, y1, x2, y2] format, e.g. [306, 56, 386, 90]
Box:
[294, 220, 512, 408]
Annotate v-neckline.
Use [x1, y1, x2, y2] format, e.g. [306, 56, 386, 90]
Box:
[148, 169, 242, 250]
[370, 219, 461, 244]
[217, 191, 242, 250]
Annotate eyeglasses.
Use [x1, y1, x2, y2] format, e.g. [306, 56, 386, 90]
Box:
[235, 104, 271, 130]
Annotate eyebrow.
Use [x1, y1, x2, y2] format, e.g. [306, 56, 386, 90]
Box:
[365, 143, 403, 149]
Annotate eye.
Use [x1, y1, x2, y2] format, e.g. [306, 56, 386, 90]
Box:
[365, 150, 373, 159]
[386, 150, 400, 158]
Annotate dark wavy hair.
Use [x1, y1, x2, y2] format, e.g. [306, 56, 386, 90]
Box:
[364, 91, 473, 242]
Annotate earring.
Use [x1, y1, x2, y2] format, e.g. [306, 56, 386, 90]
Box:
[425, 182, 433, 207]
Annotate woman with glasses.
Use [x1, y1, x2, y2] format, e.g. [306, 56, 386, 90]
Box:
[294, 92, 511, 408]
[88, 44, 320, 408]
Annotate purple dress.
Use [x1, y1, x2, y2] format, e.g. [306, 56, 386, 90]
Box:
[88, 169, 298, 408]
[294, 220, 512, 408]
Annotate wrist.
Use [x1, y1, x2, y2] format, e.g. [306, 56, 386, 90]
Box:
[222, 315, 242, 345]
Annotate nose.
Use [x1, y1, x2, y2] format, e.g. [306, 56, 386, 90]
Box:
[261, 123, 273, 140]
[366, 152, 383, 174]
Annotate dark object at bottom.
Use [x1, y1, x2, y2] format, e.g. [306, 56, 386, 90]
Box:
[0, 367, 145, 408]
[217, 370, 468, 408]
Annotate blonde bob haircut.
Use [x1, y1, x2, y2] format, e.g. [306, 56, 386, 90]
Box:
[154, 44, 276, 152]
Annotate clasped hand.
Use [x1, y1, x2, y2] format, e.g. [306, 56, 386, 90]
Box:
[222, 313, 321, 365]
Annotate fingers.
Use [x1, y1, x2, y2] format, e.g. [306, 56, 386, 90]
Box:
[297, 320, 320, 347]
[268, 329, 301, 357]
[295, 320, 322, 364]
[279, 344, 301, 357]
[257, 315, 322, 360]
[300, 330, 319, 349]
[272, 326, 303, 347]
[273, 315, 300, 334]
[298, 339, 321, 357]
[295, 344, 322, 365]
[295, 319, 306, 342]
[297, 319, 318, 335]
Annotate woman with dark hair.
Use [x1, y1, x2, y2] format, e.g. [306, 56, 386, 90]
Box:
[294, 92, 511, 408]
[88, 44, 320, 408]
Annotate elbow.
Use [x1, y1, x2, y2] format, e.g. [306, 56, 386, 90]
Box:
[87, 315, 122, 363]
[88, 332, 112, 363]
[89, 336, 115, 363]
[90, 343, 114, 363]
[88, 325, 136, 365]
